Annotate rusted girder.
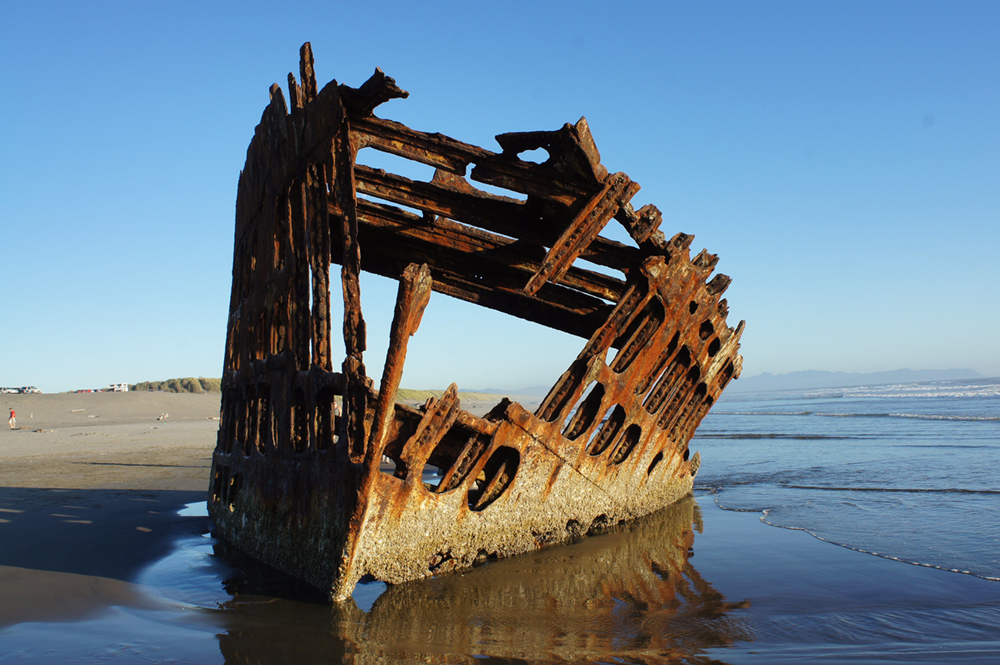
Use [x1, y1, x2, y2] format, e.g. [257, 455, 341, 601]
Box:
[210, 43, 744, 601]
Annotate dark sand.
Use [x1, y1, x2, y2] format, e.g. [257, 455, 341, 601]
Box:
[2, 392, 999, 663]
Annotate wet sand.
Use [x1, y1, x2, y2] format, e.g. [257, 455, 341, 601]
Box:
[2, 392, 999, 663]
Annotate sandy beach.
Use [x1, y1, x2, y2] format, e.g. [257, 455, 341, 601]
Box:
[0, 392, 219, 629]
[1, 391, 220, 491]
[2, 391, 999, 663]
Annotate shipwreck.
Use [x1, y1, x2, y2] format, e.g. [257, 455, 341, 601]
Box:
[210, 43, 744, 601]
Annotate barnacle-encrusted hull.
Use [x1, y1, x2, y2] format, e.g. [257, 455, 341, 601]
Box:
[209, 44, 743, 601]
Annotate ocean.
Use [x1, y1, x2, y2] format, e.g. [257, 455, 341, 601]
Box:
[698, 377, 1000, 581]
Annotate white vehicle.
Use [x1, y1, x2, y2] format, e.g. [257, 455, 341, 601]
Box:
[109, 383, 129, 392]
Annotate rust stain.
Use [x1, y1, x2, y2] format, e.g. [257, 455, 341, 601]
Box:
[209, 44, 744, 601]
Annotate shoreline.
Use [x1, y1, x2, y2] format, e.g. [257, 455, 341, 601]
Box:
[1, 392, 999, 662]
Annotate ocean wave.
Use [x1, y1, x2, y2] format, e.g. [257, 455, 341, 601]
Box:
[780, 484, 1000, 495]
[725, 380, 1000, 402]
[897, 443, 995, 449]
[887, 412, 1000, 422]
[815, 412, 1000, 422]
[693, 433, 853, 440]
[698, 482, 1000, 495]
[713, 410, 815, 416]
[837, 383, 1000, 400]
[751, 507, 1000, 583]
[713, 409, 999, 421]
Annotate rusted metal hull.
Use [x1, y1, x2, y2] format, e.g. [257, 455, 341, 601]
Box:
[216, 496, 751, 663]
[209, 44, 743, 601]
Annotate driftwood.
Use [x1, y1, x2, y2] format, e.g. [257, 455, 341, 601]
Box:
[210, 43, 744, 601]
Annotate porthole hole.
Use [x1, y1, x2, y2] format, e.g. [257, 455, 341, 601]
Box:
[587, 514, 610, 536]
[587, 404, 625, 455]
[647, 451, 664, 475]
[611, 424, 642, 465]
[426, 429, 489, 493]
[468, 446, 519, 512]
[516, 147, 549, 164]
[563, 382, 605, 441]
[611, 298, 665, 374]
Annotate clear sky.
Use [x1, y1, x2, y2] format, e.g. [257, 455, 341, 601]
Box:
[2, 1, 998, 393]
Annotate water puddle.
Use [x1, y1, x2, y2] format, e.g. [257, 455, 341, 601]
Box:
[177, 500, 208, 517]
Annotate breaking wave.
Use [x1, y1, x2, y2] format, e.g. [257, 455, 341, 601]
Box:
[693, 433, 853, 440]
[714, 411, 815, 416]
[714, 410, 1000, 422]
[779, 485, 1000, 496]
[816, 412, 1000, 422]
[751, 507, 1000, 583]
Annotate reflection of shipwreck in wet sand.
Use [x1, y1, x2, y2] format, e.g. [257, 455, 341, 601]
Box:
[209, 43, 744, 601]
[216, 497, 751, 663]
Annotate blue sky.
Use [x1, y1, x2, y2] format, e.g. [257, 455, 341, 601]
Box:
[2, 1, 997, 393]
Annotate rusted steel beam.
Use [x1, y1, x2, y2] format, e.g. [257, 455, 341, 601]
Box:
[354, 144, 642, 274]
[523, 172, 640, 296]
[331, 103, 370, 462]
[368, 262, 433, 458]
[616, 202, 663, 245]
[352, 115, 492, 176]
[350, 203, 617, 337]
[354, 248, 611, 339]
[210, 43, 745, 603]
[350, 197, 627, 302]
[399, 385, 462, 474]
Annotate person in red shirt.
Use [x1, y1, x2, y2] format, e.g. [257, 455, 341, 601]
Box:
[8, 407, 14, 429]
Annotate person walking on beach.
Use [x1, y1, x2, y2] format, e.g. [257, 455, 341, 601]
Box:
[8, 407, 15, 429]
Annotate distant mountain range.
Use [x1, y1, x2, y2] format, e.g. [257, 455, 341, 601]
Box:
[725, 368, 984, 394]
